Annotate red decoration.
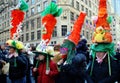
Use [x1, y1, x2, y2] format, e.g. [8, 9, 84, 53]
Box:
[68, 12, 86, 45]
[10, 9, 24, 39]
[42, 14, 57, 44]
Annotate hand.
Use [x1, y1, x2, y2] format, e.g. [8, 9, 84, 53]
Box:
[14, 53, 18, 57]
[57, 59, 63, 65]
[46, 69, 50, 75]
[33, 68, 37, 72]
[0, 60, 6, 65]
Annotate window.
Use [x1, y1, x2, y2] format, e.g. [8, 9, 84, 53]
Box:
[61, 25, 67, 36]
[26, 21, 29, 31]
[86, 31, 89, 40]
[86, 8, 88, 16]
[85, 0, 87, 5]
[4, 22, 6, 28]
[37, 17, 41, 28]
[52, 27, 57, 37]
[71, 0, 74, 7]
[89, 1, 91, 8]
[81, 5, 84, 11]
[31, 8, 35, 15]
[21, 34, 24, 41]
[43, 1, 48, 9]
[31, 32, 34, 40]
[70, 12, 74, 21]
[76, 15, 79, 19]
[31, 0, 35, 4]
[82, 30, 85, 36]
[5, 14, 7, 19]
[51, 41, 57, 45]
[37, 30, 41, 39]
[26, 33, 29, 41]
[89, 10, 92, 17]
[26, 10, 29, 17]
[37, 5, 41, 13]
[31, 19, 34, 30]
[76, 1, 79, 10]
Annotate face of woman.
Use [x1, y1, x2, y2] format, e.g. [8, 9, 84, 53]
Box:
[38, 55, 45, 60]
[9, 48, 16, 54]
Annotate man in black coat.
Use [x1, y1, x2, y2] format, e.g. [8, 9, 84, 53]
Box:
[8, 46, 28, 83]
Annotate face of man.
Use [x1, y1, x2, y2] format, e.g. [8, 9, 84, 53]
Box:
[96, 52, 106, 59]
[1, 45, 5, 50]
[9, 47, 16, 54]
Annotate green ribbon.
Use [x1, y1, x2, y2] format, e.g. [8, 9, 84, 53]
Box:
[108, 52, 111, 76]
[46, 55, 49, 70]
[14, 58, 17, 67]
[35, 60, 40, 68]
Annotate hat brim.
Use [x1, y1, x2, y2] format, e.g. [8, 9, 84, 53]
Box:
[33, 51, 53, 57]
[8, 46, 16, 49]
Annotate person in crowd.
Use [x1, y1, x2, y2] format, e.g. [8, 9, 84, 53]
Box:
[6, 40, 28, 83]
[52, 45, 62, 64]
[0, 44, 8, 83]
[115, 48, 120, 83]
[24, 44, 36, 83]
[33, 46, 59, 83]
[56, 40, 93, 83]
[88, 43, 118, 83]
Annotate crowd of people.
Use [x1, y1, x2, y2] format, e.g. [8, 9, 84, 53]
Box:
[0, 0, 120, 83]
[0, 39, 120, 83]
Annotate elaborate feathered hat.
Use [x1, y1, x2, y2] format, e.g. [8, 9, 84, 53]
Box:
[60, 12, 86, 64]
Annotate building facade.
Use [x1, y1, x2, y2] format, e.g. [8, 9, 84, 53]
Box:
[112, 0, 120, 16]
[111, 14, 120, 45]
[0, 0, 113, 46]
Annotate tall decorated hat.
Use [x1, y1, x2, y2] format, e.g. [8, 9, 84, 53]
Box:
[10, 0, 29, 40]
[41, 2, 62, 44]
[7, 0, 29, 67]
[92, 0, 112, 43]
[60, 12, 86, 64]
[34, 2, 62, 71]
[90, 0, 116, 76]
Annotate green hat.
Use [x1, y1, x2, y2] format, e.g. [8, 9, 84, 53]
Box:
[33, 41, 54, 70]
[90, 43, 116, 76]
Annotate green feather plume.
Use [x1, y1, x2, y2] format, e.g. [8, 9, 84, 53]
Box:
[41, 2, 62, 17]
[19, 0, 29, 12]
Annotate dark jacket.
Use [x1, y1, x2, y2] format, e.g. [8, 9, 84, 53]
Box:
[9, 54, 28, 80]
[57, 53, 93, 83]
[0, 49, 8, 69]
[88, 57, 118, 83]
[115, 52, 120, 83]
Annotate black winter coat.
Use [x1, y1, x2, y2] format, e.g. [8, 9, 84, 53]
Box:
[0, 49, 8, 69]
[56, 53, 93, 83]
[9, 54, 28, 80]
[88, 57, 118, 83]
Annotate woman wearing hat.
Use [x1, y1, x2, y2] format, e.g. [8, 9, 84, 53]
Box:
[33, 46, 59, 83]
[6, 40, 28, 83]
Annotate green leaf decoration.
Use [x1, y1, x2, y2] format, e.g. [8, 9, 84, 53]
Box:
[12, 40, 17, 48]
[19, 0, 29, 12]
[107, 16, 112, 24]
[41, 2, 62, 17]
